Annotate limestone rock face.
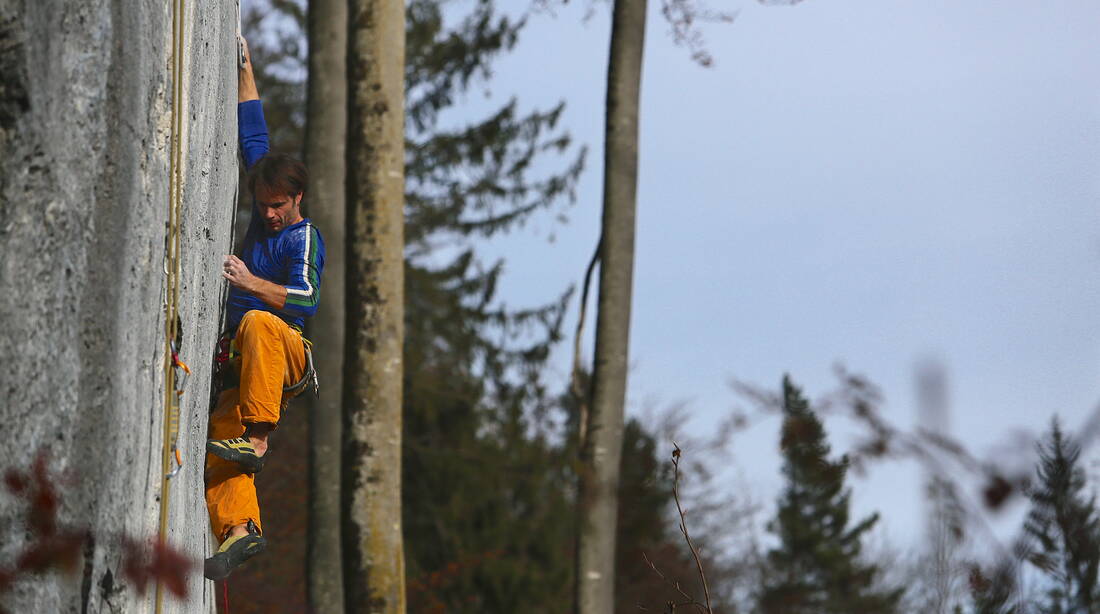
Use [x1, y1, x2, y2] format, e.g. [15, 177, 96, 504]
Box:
[0, 1, 237, 611]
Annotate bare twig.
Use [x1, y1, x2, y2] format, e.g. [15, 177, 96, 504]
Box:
[671, 443, 713, 613]
[639, 443, 719, 612]
[658, 0, 737, 67]
[641, 551, 707, 612]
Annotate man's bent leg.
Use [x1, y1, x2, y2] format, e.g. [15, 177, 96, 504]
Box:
[205, 388, 264, 540]
[207, 311, 305, 472]
[236, 310, 306, 429]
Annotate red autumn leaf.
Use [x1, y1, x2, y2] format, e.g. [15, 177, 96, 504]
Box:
[122, 538, 193, 599]
[3, 470, 27, 494]
[28, 486, 59, 537]
[15, 532, 85, 573]
[982, 475, 1014, 510]
[147, 540, 194, 599]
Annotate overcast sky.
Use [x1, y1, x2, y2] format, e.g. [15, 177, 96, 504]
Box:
[442, 0, 1100, 548]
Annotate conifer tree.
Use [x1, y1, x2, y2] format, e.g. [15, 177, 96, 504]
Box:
[756, 376, 903, 614]
[1023, 418, 1100, 614]
[399, 2, 585, 608]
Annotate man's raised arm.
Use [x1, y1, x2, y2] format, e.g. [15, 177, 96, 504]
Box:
[237, 36, 268, 169]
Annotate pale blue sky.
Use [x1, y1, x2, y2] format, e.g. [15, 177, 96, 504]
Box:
[443, 0, 1100, 547]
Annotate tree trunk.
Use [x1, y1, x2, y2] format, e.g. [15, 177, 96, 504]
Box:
[304, 0, 347, 610]
[576, 1, 647, 612]
[0, 0, 237, 612]
[343, 0, 407, 612]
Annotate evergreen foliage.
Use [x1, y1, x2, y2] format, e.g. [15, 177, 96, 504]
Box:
[1022, 418, 1100, 614]
[968, 559, 1019, 614]
[756, 376, 903, 614]
[399, 2, 585, 608]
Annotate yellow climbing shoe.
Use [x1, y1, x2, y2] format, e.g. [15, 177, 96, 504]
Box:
[206, 436, 265, 473]
[203, 525, 266, 581]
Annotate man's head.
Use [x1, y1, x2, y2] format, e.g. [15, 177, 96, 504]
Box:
[247, 154, 309, 233]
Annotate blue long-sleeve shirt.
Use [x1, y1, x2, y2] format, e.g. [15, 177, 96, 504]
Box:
[225, 100, 325, 333]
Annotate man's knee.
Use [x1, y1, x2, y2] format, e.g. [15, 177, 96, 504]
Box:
[238, 310, 282, 339]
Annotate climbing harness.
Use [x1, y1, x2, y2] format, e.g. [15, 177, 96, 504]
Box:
[284, 334, 320, 399]
[211, 328, 320, 402]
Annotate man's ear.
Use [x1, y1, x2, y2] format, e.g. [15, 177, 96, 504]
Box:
[293, 192, 303, 208]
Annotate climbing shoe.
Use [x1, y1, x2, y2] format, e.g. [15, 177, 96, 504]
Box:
[203, 524, 266, 581]
[206, 436, 265, 473]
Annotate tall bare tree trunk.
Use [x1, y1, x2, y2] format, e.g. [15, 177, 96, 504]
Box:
[305, 0, 347, 610]
[343, 0, 407, 612]
[576, 1, 647, 612]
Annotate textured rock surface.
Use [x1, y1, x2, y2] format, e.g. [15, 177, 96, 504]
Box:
[0, 0, 237, 611]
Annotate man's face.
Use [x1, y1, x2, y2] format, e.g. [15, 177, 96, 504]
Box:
[254, 186, 303, 233]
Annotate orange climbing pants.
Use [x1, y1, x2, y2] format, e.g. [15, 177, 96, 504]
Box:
[205, 310, 306, 541]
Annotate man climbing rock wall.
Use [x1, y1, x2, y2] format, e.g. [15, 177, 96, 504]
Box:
[0, 1, 238, 611]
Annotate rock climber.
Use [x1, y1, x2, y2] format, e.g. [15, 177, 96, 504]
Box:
[202, 35, 325, 581]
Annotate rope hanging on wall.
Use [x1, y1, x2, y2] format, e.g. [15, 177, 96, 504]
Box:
[155, 0, 188, 610]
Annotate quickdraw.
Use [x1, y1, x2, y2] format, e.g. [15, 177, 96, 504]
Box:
[166, 319, 190, 480]
[211, 328, 319, 403]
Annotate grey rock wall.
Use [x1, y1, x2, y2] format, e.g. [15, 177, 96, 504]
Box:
[0, 0, 238, 611]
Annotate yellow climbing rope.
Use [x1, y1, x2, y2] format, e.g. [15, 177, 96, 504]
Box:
[156, 0, 187, 610]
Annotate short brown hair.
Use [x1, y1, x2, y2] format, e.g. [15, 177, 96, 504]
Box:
[247, 153, 308, 200]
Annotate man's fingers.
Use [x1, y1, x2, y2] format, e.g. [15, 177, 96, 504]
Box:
[222, 255, 249, 290]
